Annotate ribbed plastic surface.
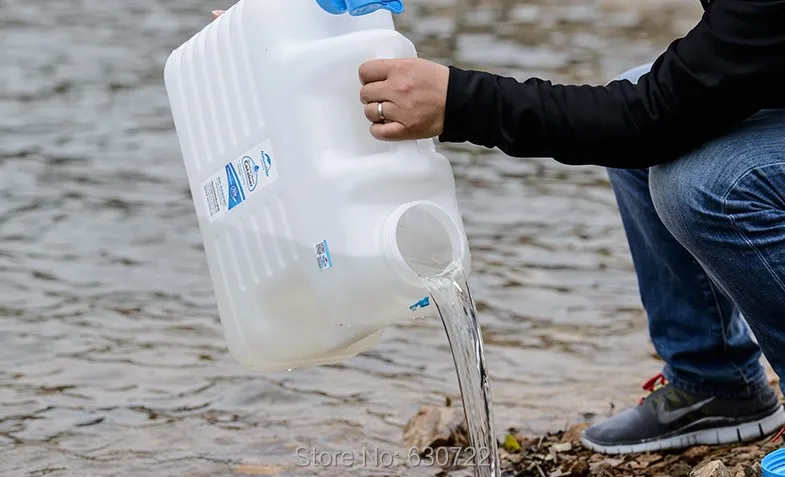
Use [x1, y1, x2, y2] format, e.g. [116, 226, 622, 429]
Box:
[164, 0, 470, 371]
[763, 448, 785, 477]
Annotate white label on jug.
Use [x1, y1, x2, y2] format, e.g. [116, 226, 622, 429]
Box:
[315, 240, 333, 271]
[202, 140, 279, 221]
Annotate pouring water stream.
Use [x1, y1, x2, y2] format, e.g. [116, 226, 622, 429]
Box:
[418, 261, 501, 477]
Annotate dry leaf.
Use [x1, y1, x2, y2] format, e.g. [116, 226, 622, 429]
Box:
[503, 434, 521, 452]
[233, 464, 284, 475]
[552, 443, 572, 453]
[403, 405, 464, 450]
[560, 423, 590, 444]
[635, 453, 663, 467]
[568, 459, 590, 477]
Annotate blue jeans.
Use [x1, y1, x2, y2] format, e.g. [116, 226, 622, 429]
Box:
[608, 64, 785, 398]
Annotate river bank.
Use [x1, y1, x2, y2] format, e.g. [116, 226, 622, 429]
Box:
[400, 367, 782, 477]
[494, 421, 776, 477]
[402, 405, 778, 477]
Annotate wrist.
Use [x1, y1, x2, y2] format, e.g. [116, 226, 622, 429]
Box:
[438, 66, 474, 143]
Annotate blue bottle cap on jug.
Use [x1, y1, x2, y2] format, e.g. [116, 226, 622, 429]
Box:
[315, 0, 404, 16]
[763, 448, 785, 477]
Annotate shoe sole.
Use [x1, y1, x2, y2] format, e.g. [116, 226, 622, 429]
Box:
[580, 404, 785, 455]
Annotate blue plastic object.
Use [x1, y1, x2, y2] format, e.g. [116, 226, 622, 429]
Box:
[409, 296, 430, 311]
[315, 0, 347, 14]
[315, 0, 404, 16]
[763, 448, 785, 477]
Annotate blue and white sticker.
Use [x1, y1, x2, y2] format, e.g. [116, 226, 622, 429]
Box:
[202, 140, 279, 221]
[315, 240, 333, 271]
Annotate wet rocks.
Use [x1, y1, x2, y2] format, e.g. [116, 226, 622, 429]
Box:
[691, 461, 730, 477]
[732, 463, 762, 477]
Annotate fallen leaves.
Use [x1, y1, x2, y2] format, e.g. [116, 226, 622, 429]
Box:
[403, 405, 777, 477]
[403, 404, 466, 450]
[552, 443, 573, 453]
[503, 434, 522, 452]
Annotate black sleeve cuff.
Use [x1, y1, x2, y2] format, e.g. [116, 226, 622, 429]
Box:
[438, 66, 496, 147]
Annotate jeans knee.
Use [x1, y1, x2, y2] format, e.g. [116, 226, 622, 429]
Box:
[649, 149, 728, 247]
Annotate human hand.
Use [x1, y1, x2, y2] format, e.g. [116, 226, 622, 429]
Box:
[209, 11, 449, 142]
[359, 58, 449, 141]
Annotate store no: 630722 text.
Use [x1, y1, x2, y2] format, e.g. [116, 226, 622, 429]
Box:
[295, 446, 494, 468]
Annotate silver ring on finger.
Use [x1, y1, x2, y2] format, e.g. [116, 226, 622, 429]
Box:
[377, 102, 385, 122]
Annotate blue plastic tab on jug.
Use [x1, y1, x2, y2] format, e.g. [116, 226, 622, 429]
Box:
[315, 0, 348, 14]
[315, 0, 404, 16]
[346, 0, 403, 15]
[763, 448, 785, 477]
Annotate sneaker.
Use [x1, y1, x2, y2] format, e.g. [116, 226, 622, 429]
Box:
[580, 372, 785, 454]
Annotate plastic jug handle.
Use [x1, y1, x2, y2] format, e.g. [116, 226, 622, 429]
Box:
[395, 140, 422, 158]
[315, 0, 404, 16]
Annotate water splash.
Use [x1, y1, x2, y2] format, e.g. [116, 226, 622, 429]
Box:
[422, 261, 501, 477]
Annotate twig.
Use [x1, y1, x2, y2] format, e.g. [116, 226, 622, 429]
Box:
[536, 436, 545, 450]
[536, 464, 547, 477]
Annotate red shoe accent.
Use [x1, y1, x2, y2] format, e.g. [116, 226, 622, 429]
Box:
[642, 372, 666, 392]
[638, 372, 667, 405]
[771, 425, 785, 443]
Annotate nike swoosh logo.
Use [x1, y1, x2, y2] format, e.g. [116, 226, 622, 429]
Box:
[658, 397, 717, 425]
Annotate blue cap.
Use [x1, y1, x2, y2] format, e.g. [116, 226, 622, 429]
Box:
[315, 0, 404, 16]
[763, 448, 785, 477]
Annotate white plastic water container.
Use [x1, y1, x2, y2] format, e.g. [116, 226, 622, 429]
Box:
[164, 0, 471, 371]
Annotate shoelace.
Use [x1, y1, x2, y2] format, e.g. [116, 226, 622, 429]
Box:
[772, 426, 785, 443]
[638, 372, 668, 405]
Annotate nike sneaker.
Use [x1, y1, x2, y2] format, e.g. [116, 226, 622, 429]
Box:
[581, 373, 785, 454]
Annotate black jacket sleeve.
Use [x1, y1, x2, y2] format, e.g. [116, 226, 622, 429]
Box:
[438, 0, 785, 168]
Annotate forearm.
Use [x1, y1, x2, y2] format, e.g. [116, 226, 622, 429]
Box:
[439, 66, 757, 168]
[439, 0, 785, 169]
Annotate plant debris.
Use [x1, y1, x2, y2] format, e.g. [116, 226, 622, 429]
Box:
[404, 407, 780, 477]
[403, 405, 468, 450]
[400, 366, 784, 476]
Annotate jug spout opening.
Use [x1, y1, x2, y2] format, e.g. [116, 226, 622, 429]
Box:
[383, 201, 465, 286]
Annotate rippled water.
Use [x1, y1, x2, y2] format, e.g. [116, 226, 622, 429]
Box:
[0, 0, 702, 475]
